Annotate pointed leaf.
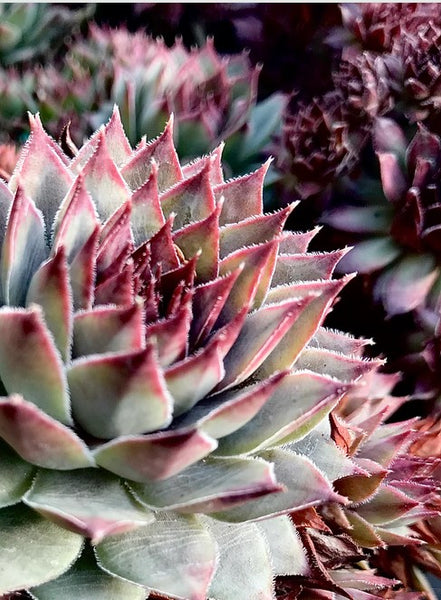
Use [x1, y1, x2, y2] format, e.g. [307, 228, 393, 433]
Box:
[175, 371, 289, 439]
[160, 161, 215, 230]
[96, 513, 216, 600]
[0, 179, 13, 249]
[342, 510, 384, 548]
[322, 206, 392, 234]
[182, 143, 225, 185]
[173, 203, 221, 281]
[26, 247, 73, 362]
[212, 448, 344, 522]
[0, 306, 70, 423]
[9, 114, 72, 229]
[1, 186, 47, 306]
[148, 216, 180, 272]
[207, 519, 274, 600]
[294, 347, 381, 382]
[24, 468, 154, 543]
[68, 345, 173, 439]
[130, 456, 281, 513]
[131, 160, 165, 245]
[96, 201, 133, 280]
[215, 161, 269, 225]
[103, 105, 133, 167]
[220, 296, 316, 390]
[94, 429, 217, 482]
[73, 301, 144, 357]
[356, 485, 419, 526]
[121, 116, 183, 192]
[83, 131, 131, 221]
[0, 439, 35, 507]
[69, 227, 99, 311]
[94, 260, 134, 306]
[145, 299, 192, 367]
[218, 240, 278, 325]
[52, 175, 99, 263]
[31, 544, 146, 600]
[219, 204, 295, 258]
[0, 395, 94, 469]
[0, 504, 83, 595]
[271, 249, 349, 287]
[278, 227, 320, 254]
[337, 238, 401, 274]
[215, 371, 345, 456]
[165, 339, 225, 416]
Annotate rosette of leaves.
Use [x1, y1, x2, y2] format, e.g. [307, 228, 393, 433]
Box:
[0, 108, 379, 599]
[0, 25, 286, 178]
[276, 92, 359, 204]
[0, 3, 94, 66]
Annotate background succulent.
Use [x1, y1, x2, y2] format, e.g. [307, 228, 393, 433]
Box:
[0, 109, 381, 599]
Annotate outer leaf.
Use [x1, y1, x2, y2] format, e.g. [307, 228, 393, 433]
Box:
[68, 345, 173, 439]
[257, 516, 310, 576]
[322, 206, 392, 234]
[94, 429, 217, 482]
[73, 301, 144, 357]
[294, 347, 382, 382]
[0, 306, 71, 423]
[355, 485, 419, 526]
[0, 503, 83, 594]
[31, 544, 146, 600]
[220, 296, 317, 390]
[0, 179, 13, 249]
[212, 449, 344, 522]
[82, 130, 131, 221]
[131, 160, 165, 245]
[129, 456, 281, 513]
[0, 439, 35, 507]
[96, 513, 216, 600]
[9, 114, 72, 229]
[1, 186, 47, 306]
[121, 116, 183, 192]
[214, 371, 344, 456]
[69, 226, 99, 311]
[206, 519, 274, 600]
[0, 395, 94, 469]
[24, 468, 154, 543]
[271, 249, 349, 286]
[26, 247, 73, 362]
[337, 238, 401, 274]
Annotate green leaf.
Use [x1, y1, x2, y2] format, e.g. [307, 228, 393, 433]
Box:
[257, 516, 309, 576]
[0, 503, 83, 594]
[336, 238, 401, 275]
[24, 468, 154, 543]
[31, 544, 146, 600]
[0, 439, 35, 507]
[129, 456, 281, 513]
[206, 519, 274, 600]
[96, 513, 216, 600]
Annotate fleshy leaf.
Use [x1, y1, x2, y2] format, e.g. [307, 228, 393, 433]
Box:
[102, 105, 133, 167]
[0, 504, 83, 595]
[206, 519, 274, 600]
[278, 227, 320, 254]
[94, 429, 217, 482]
[145, 298, 191, 367]
[68, 344, 173, 439]
[31, 543, 146, 600]
[271, 249, 349, 286]
[257, 516, 310, 576]
[1, 186, 47, 306]
[219, 204, 295, 258]
[160, 160, 215, 230]
[215, 161, 269, 225]
[214, 371, 345, 456]
[131, 160, 165, 245]
[0, 395, 94, 469]
[373, 254, 438, 315]
[0, 179, 13, 249]
[26, 247, 73, 362]
[24, 468, 154, 543]
[96, 512, 216, 600]
[212, 448, 344, 522]
[69, 227, 99, 311]
[52, 175, 99, 263]
[9, 114, 73, 229]
[0, 306, 71, 423]
[294, 347, 382, 382]
[377, 152, 407, 203]
[0, 439, 35, 508]
[220, 296, 317, 390]
[82, 130, 131, 221]
[337, 238, 401, 274]
[175, 371, 289, 439]
[73, 301, 144, 357]
[129, 456, 281, 513]
[164, 338, 225, 416]
[121, 116, 183, 192]
[96, 201, 133, 280]
[356, 485, 419, 526]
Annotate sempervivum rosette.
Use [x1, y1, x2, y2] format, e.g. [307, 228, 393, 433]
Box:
[0, 108, 378, 600]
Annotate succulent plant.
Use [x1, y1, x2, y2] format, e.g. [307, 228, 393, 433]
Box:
[0, 25, 286, 178]
[0, 108, 380, 599]
[0, 3, 93, 67]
